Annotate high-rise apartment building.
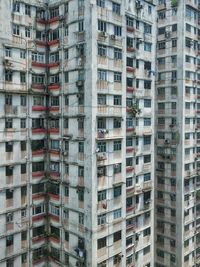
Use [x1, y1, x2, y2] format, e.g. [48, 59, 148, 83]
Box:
[155, 0, 200, 267]
[0, 0, 156, 266]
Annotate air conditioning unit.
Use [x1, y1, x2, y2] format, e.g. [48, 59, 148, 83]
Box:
[3, 59, 12, 66]
[100, 31, 107, 37]
[63, 151, 68, 156]
[110, 34, 116, 40]
[136, 0, 143, 9]
[164, 139, 170, 144]
[76, 80, 84, 87]
[97, 168, 104, 175]
[102, 202, 107, 209]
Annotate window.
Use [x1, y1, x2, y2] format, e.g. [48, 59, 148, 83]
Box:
[78, 188, 84, 202]
[98, 237, 106, 249]
[5, 118, 13, 129]
[79, 213, 84, 225]
[98, 190, 106, 201]
[98, 214, 106, 225]
[25, 27, 31, 38]
[5, 47, 11, 57]
[6, 212, 13, 223]
[78, 166, 84, 177]
[144, 23, 152, 34]
[64, 49, 68, 60]
[97, 166, 106, 177]
[32, 74, 44, 84]
[112, 2, 120, 15]
[6, 235, 13, 247]
[21, 164, 26, 174]
[126, 16, 134, 27]
[144, 246, 150, 255]
[98, 69, 107, 80]
[21, 253, 27, 264]
[144, 155, 151, 163]
[5, 70, 12, 82]
[5, 142, 13, 152]
[78, 20, 84, 32]
[78, 142, 84, 153]
[144, 227, 151, 236]
[98, 44, 107, 56]
[114, 95, 122, 105]
[5, 94, 12, 105]
[21, 141, 26, 151]
[25, 5, 31, 16]
[114, 25, 122, 36]
[126, 118, 133, 128]
[148, 5, 152, 14]
[21, 231, 27, 241]
[97, 141, 106, 152]
[7, 259, 14, 267]
[126, 37, 134, 48]
[13, 24, 20, 35]
[144, 99, 151, 107]
[144, 80, 151, 89]
[113, 118, 121, 128]
[114, 72, 122, 82]
[33, 203, 45, 215]
[113, 186, 121, 197]
[20, 72, 26, 83]
[32, 53, 45, 63]
[32, 183, 44, 194]
[144, 173, 151, 182]
[97, 0, 105, 8]
[113, 163, 121, 174]
[20, 95, 27, 106]
[114, 48, 122, 60]
[49, 7, 59, 19]
[144, 42, 152, 52]
[113, 231, 121, 242]
[21, 209, 26, 218]
[49, 203, 59, 216]
[126, 138, 133, 147]
[144, 136, 151, 145]
[126, 177, 133, 187]
[144, 118, 151, 126]
[13, 1, 20, 12]
[98, 20, 106, 32]
[113, 209, 121, 219]
[172, 39, 177, 48]
[98, 94, 106, 105]
[158, 42, 165, 50]
[113, 140, 121, 151]
[32, 162, 44, 172]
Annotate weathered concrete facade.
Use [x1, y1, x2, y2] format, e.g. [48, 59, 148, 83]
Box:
[155, 0, 200, 267]
[0, 0, 156, 266]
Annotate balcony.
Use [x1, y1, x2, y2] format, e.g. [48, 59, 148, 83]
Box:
[126, 66, 136, 73]
[48, 128, 60, 135]
[4, 105, 18, 115]
[32, 105, 47, 111]
[32, 128, 46, 134]
[127, 46, 136, 53]
[32, 83, 45, 90]
[35, 39, 47, 46]
[32, 61, 46, 68]
[127, 26, 135, 33]
[48, 84, 60, 92]
[47, 39, 59, 46]
[97, 105, 122, 117]
[142, 180, 152, 191]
